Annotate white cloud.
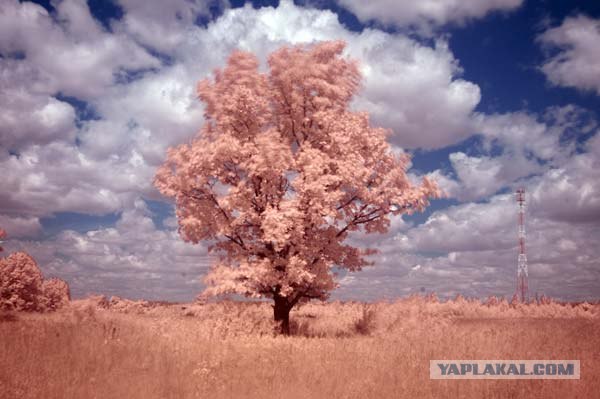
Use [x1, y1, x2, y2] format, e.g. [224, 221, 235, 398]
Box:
[433, 106, 595, 202]
[336, 183, 600, 301]
[473, 110, 563, 160]
[87, 64, 205, 163]
[443, 149, 542, 202]
[4, 199, 212, 300]
[339, 128, 600, 300]
[426, 169, 461, 198]
[114, 0, 227, 54]
[529, 132, 600, 224]
[0, 214, 42, 238]
[3, 0, 598, 302]
[538, 15, 600, 95]
[2, 0, 482, 223]
[396, 194, 516, 253]
[0, 0, 160, 99]
[336, 0, 523, 32]
[348, 34, 480, 149]
[0, 70, 77, 150]
[447, 152, 509, 200]
[0, 2, 206, 217]
[0, 141, 155, 217]
[173, 0, 481, 149]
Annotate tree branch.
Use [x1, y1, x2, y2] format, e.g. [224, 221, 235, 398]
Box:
[336, 194, 358, 210]
[181, 189, 247, 250]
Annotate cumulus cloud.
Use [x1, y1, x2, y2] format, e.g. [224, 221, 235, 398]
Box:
[181, 1, 481, 150]
[2, 0, 481, 221]
[0, 0, 203, 217]
[337, 196, 516, 300]
[397, 194, 516, 253]
[430, 106, 596, 202]
[447, 152, 520, 200]
[441, 148, 543, 202]
[336, 0, 523, 32]
[4, 199, 212, 300]
[86, 64, 205, 163]
[0, 61, 77, 150]
[0, 0, 160, 99]
[175, 0, 481, 149]
[348, 35, 480, 149]
[529, 132, 600, 224]
[425, 169, 461, 199]
[3, 0, 597, 302]
[341, 111, 600, 300]
[114, 0, 227, 54]
[538, 15, 600, 95]
[0, 214, 42, 238]
[0, 141, 155, 217]
[474, 110, 565, 161]
[408, 130, 600, 299]
[337, 187, 600, 301]
[0, 0, 160, 155]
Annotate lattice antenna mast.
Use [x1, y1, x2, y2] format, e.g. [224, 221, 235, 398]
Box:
[516, 188, 528, 303]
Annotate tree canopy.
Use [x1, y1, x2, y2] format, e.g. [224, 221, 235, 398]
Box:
[155, 40, 439, 333]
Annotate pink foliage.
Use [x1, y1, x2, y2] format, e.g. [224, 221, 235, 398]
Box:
[155, 41, 440, 331]
[0, 252, 44, 311]
[42, 278, 71, 311]
[0, 237, 71, 312]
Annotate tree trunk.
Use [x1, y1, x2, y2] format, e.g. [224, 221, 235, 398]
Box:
[273, 295, 291, 335]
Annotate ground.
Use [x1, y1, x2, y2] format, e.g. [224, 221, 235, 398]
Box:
[1, 297, 598, 398]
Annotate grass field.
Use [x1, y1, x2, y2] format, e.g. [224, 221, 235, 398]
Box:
[1, 296, 598, 398]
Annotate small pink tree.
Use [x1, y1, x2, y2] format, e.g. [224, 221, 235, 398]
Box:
[0, 252, 44, 311]
[155, 41, 439, 334]
[0, 229, 70, 312]
[42, 278, 71, 311]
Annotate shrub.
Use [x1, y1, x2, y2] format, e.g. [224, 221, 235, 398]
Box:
[353, 304, 377, 335]
[0, 252, 44, 311]
[0, 250, 71, 312]
[42, 278, 71, 311]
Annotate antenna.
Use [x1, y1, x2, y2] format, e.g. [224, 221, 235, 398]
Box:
[516, 188, 528, 303]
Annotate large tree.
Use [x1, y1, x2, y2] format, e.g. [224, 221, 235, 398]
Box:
[155, 41, 439, 334]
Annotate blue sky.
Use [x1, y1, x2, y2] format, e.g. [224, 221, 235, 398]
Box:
[1, 0, 599, 302]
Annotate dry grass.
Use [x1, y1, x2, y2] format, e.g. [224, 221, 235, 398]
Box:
[1, 296, 599, 398]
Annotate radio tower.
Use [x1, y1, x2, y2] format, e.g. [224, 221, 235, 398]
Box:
[516, 188, 528, 303]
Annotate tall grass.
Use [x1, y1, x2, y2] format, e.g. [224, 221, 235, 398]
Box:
[1, 296, 598, 398]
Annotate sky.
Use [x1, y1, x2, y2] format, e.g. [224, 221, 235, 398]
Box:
[1, 0, 599, 302]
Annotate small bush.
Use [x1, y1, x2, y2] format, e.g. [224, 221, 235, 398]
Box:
[0, 251, 71, 312]
[0, 252, 44, 311]
[42, 278, 71, 311]
[353, 304, 377, 335]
